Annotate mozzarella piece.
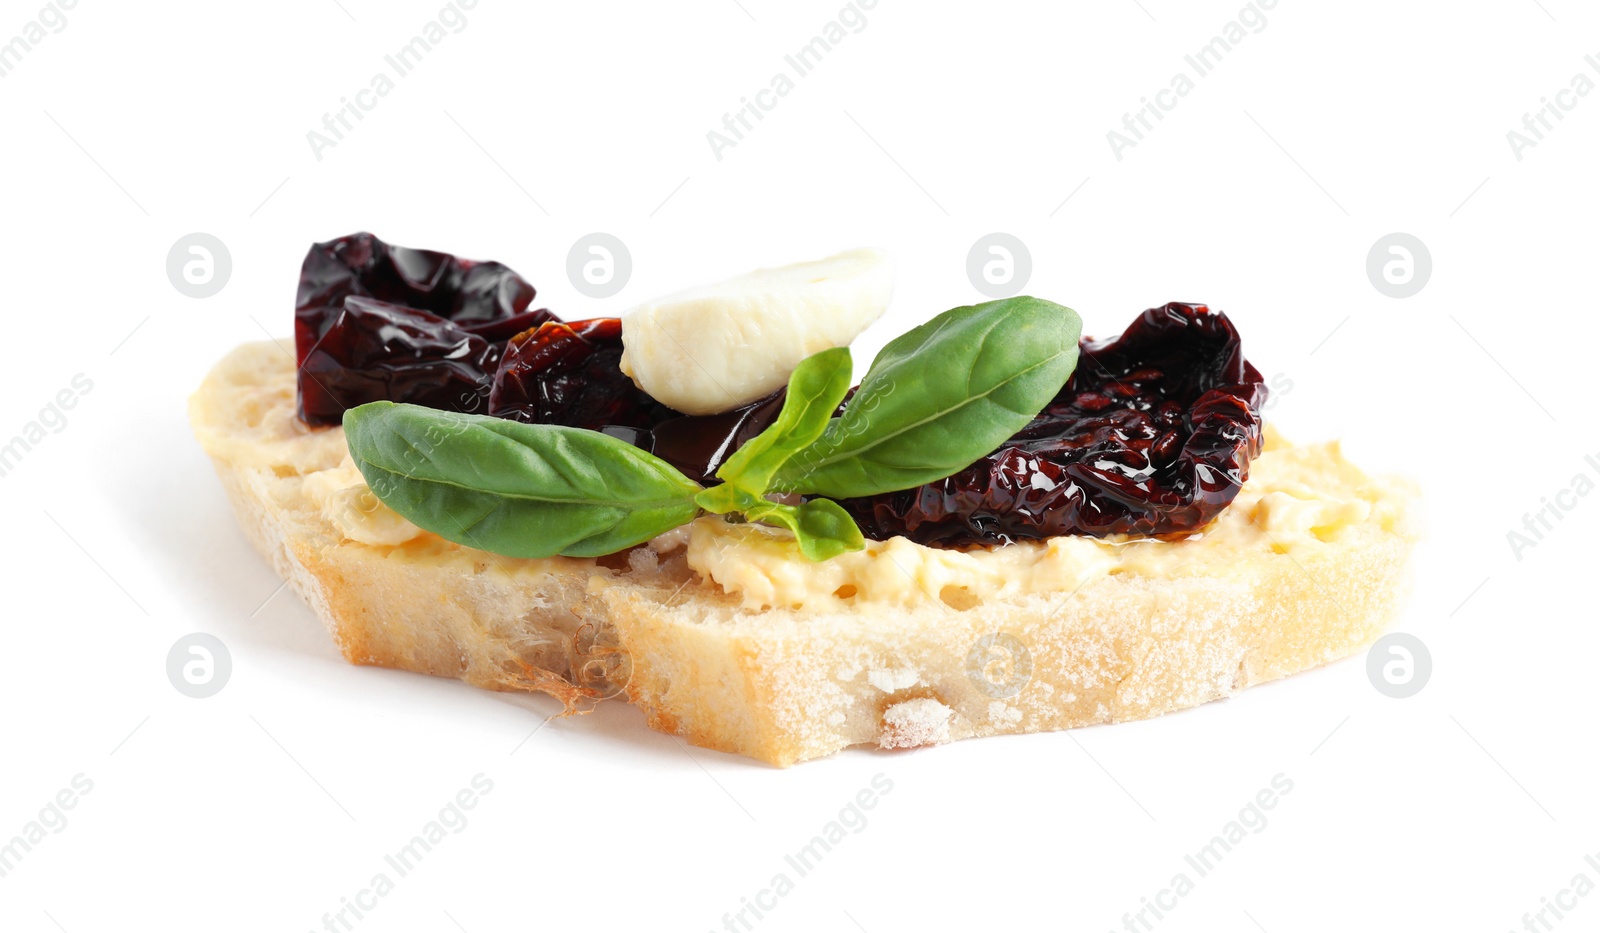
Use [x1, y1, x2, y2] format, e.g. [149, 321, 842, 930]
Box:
[618, 248, 892, 415]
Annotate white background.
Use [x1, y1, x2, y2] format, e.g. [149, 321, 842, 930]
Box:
[1, 1, 1596, 930]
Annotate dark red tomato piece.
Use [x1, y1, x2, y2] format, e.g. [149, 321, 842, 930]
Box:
[298, 297, 500, 425]
[488, 319, 673, 433]
[294, 232, 552, 426]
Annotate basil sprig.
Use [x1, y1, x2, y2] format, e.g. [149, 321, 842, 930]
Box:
[693, 347, 864, 561]
[344, 295, 1082, 562]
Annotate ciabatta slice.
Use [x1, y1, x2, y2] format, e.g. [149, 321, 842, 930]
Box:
[191, 341, 1417, 766]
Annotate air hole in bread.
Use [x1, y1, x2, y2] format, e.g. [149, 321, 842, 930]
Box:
[939, 585, 981, 611]
[833, 585, 858, 600]
[594, 550, 635, 572]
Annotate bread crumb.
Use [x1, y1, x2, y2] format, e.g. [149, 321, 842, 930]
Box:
[628, 546, 660, 575]
[879, 698, 954, 749]
[866, 667, 920, 693]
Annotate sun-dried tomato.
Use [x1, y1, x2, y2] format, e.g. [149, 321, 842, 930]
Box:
[294, 232, 552, 426]
[489, 319, 672, 433]
[299, 296, 503, 424]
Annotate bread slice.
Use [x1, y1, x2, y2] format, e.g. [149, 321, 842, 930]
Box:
[191, 341, 1418, 766]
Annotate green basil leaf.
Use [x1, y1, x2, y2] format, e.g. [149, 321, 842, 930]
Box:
[345, 401, 703, 559]
[715, 346, 853, 495]
[745, 498, 865, 562]
[771, 296, 1081, 499]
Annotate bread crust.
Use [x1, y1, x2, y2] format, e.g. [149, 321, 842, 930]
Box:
[192, 341, 1416, 766]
